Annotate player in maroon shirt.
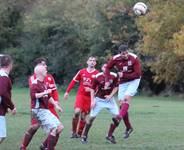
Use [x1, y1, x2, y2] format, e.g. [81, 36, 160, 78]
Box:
[81, 64, 119, 144]
[64, 56, 99, 138]
[20, 58, 61, 150]
[21, 65, 63, 150]
[0, 54, 16, 144]
[105, 44, 142, 140]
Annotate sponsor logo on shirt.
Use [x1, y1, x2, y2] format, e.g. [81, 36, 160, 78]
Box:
[128, 61, 132, 66]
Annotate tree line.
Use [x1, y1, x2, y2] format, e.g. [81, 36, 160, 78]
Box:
[0, 0, 184, 95]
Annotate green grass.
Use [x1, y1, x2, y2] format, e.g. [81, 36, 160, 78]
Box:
[1, 88, 184, 150]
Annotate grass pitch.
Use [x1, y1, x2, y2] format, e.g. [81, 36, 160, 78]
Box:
[1, 88, 184, 150]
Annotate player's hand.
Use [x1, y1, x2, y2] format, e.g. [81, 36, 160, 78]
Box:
[45, 89, 52, 95]
[11, 107, 16, 115]
[104, 82, 110, 90]
[84, 87, 92, 92]
[55, 104, 63, 112]
[118, 72, 123, 78]
[64, 92, 69, 100]
[104, 95, 112, 100]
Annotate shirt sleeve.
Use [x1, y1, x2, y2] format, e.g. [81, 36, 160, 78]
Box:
[91, 78, 98, 91]
[114, 77, 119, 88]
[65, 70, 81, 93]
[123, 58, 142, 80]
[30, 84, 37, 100]
[73, 70, 81, 82]
[65, 80, 77, 93]
[105, 59, 115, 82]
[47, 74, 59, 101]
[0, 77, 14, 110]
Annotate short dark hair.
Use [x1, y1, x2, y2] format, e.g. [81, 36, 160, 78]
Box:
[33, 57, 47, 67]
[118, 44, 128, 52]
[0, 54, 13, 68]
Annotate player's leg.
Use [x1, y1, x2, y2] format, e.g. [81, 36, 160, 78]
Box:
[112, 81, 134, 123]
[77, 111, 86, 137]
[38, 109, 63, 150]
[20, 124, 40, 150]
[71, 107, 81, 138]
[71, 95, 83, 138]
[20, 113, 40, 150]
[123, 112, 133, 139]
[0, 116, 6, 144]
[47, 124, 63, 150]
[81, 97, 102, 144]
[40, 107, 60, 149]
[119, 79, 140, 119]
[0, 138, 5, 144]
[80, 116, 95, 144]
[118, 79, 140, 138]
[106, 98, 119, 144]
[77, 95, 91, 137]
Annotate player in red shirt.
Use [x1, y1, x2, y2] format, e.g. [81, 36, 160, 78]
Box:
[20, 58, 61, 150]
[105, 44, 142, 140]
[0, 55, 16, 144]
[64, 56, 99, 138]
[81, 64, 119, 144]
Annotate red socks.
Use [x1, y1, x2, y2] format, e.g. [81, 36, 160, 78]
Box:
[107, 123, 117, 137]
[119, 103, 129, 119]
[47, 134, 58, 150]
[77, 120, 86, 136]
[21, 127, 38, 148]
[72, 117, 79, 133]
[123, 112, 132, 129]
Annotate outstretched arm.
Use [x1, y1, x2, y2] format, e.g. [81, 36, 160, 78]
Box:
[64, 80, 77, 100]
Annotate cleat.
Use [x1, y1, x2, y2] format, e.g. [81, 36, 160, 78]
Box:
[70, 133, 80, 138]
[40, 144, 47, 150]
[81, 136, 88, 144]
[20, 146, 26, 150]
[106, 135, 116, 144]
[124, 128, 133, 139]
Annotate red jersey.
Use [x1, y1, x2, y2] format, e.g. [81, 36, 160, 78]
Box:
[92, 72, 118, 99]
[66, 68, 99, 96]
[29, 73, 59, 109]
[105, 52, 142, 83]
[0, 70, 15, 116]
[30, 79, 50, 109]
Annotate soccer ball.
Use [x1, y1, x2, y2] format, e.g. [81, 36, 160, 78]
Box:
[133, 2, 148, 16]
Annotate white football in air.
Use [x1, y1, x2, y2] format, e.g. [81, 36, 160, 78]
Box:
[133, 2, 148, 16]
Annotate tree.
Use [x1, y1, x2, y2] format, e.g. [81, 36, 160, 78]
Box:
[136, 0, 184, 92]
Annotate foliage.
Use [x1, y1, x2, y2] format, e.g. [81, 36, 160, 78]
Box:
[9, 0, 139, 85]
[136, 0, 184, 92]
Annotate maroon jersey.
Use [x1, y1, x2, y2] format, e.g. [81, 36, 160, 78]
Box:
[92, 72, 118, 99]
[29, 73, 59, 110]
[0, 70, 15, 116]
[30, 79, 51, 109]
[105, 52, 141, 83]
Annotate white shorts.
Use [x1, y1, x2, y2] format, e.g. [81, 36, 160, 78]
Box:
[118, 78, 141, 101]
[0, 116, 6, 138]
[90, 97, 119, 117]
[32, 109, 62, 133]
